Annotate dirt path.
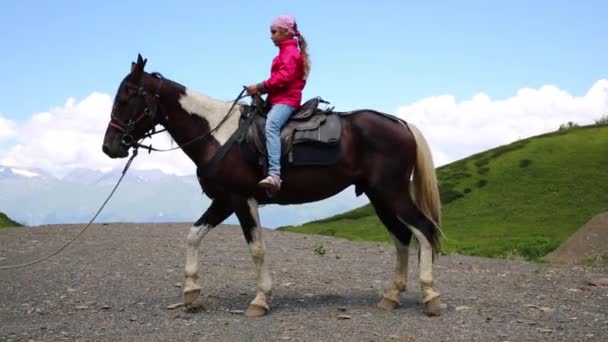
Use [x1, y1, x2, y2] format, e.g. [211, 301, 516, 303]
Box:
[547, 212, 608, 264]
[1, 223, 607, 341]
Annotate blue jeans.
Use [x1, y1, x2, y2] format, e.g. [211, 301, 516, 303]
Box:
[265, 104, 296, 176]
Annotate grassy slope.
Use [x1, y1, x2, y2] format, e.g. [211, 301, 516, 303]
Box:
[0, 212, 21, 228]
[280, 124, 608, 260]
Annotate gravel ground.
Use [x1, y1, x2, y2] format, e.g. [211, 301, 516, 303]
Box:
[1, 223, 607, 342]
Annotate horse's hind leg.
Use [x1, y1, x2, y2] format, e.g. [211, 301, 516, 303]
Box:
[368, 189, 441, 316]
[231, 195, 272, 317]
[184, 199, 233, 307]
[372, 201, 412, 311]
[394, 198, 441, 316]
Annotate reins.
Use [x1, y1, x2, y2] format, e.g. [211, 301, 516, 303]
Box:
[135, 87, 249, 153]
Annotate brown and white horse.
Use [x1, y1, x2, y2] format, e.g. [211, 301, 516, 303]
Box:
[102, 54, 444, 317]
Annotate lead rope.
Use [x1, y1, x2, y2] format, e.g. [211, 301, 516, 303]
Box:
[0, 148, 139, 270]
[0, 87, 250, 270]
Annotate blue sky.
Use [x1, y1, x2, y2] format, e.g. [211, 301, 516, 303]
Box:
[1, 0, 606, 121]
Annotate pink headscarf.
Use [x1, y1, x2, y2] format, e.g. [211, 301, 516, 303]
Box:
[271, 14, 300, 36]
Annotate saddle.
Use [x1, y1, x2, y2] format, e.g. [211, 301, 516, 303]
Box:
[239, 96, 342, 168]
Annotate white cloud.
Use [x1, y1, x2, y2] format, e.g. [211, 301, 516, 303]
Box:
[396, 79, 608, 166]
[1, 79, 607, 179]
[0, 93, 196, 177]
[0, 113, 17, 140]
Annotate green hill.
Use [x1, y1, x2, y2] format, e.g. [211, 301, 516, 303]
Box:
[279, 123, 608, 261]
[0, 212, 21, 228]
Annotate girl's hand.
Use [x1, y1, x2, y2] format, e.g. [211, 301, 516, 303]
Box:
[246, 84, 258, 95]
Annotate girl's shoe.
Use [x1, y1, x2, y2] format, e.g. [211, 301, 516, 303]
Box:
[258, 174, 282, 192]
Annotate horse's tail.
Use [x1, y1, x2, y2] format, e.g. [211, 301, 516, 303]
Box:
[408, 123, 444, 251]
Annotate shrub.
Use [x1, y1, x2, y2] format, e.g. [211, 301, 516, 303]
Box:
[519, 159, 532, 168]
[490, 141, 528, 158]
[558, 121, 579, 131]
[440, 188, 464, 204]
[594, 114, 608, 126]
[474, 158, 490, 167]
[314, 243, 326, 256]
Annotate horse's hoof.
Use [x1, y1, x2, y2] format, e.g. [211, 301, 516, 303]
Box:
[423, 297, 441, 316]
[377, 297, 399, 311]
[183, 287, 201, 307]
[244, 304, 268, 317]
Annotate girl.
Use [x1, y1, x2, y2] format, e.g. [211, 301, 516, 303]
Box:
[246, 14, 311, 192]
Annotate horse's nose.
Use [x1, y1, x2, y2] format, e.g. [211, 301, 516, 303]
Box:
[102, 144, 112, 156]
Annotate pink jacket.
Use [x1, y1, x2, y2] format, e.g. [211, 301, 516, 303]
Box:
[262, 39, 306, 108]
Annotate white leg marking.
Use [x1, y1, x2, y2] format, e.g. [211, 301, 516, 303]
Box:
[246, 198, 272, 310]
[184, 224, 212, 305]
[410, 228, 440, 303]
[382, 234, 410, 303]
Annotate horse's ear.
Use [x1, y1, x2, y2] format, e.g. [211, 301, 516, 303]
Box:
[137, 54, 147, 68]
[131, 54, 147, 76]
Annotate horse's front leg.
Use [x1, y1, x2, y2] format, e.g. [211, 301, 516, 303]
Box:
[231, 196, 272, 317]
[183, 199, 233, 307]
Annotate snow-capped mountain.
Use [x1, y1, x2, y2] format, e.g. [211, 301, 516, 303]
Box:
[0, 165, 53, 180]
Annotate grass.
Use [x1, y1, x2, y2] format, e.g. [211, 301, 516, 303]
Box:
[0, 212, 21, 228]
[279, 123, 608, 261]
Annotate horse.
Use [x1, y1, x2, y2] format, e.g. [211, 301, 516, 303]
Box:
[102, 54, 444, 317]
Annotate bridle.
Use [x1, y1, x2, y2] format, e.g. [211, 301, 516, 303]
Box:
[108, 73, 249, 154]
[108, 73, 164, 147]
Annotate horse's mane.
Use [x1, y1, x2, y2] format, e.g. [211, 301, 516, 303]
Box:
[145, 71, 243, 148]
[147, 72, 179, 147]
[148, 71, 186, 92]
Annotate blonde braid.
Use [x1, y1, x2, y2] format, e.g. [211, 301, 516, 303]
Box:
[297, 34, 311, 80]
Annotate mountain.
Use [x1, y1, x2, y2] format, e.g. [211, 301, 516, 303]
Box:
[0, 165, 52, 180]
[61, 168, 105, 184]
[280, 124, 608, 261]
[0, 166, 204, 226]
[0, 165, 368, 228]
